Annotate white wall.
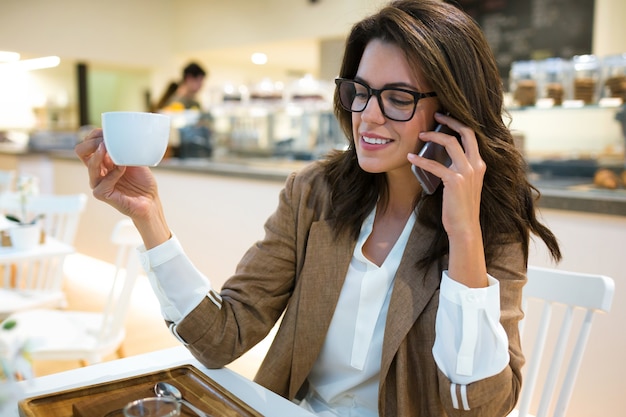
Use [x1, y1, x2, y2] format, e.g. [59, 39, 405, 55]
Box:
[0, 0, 173, 67]
[52, 159, 283, 284]
[171, 0, 386, 51]
[593, 0, 626, 56]
[0, 0, 388, 90]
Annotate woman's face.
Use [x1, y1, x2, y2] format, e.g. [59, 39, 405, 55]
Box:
[352, 39, 439, 177]
[186, 75, 205, 94]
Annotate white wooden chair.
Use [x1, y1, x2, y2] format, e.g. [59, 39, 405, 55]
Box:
[0, 193, 87, 312]
[0, 219, 144, 367]
[0, 193, 88, 245]
[509, 266, 615, 417]
[0, 239, 74, 319]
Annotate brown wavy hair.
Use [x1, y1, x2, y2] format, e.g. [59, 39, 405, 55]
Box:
[322, 0, 561, 267]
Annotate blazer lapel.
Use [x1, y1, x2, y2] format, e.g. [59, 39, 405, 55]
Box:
[290, 219, 356, 393]
[380, 222, 442, 377]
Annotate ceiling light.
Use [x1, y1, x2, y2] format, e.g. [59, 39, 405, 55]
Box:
[0, 51, 20, 62]
[251, 52, 268, 65]
[0, 56, 61, 72]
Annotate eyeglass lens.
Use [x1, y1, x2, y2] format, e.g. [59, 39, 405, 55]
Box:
[338, 80, 418, 121]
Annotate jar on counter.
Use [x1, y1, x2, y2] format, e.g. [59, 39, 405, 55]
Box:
[601, 53, 626, 102]
[572, 54, 600, 105]
[538, 58, 571, 106]
[510, 60, 538, 107]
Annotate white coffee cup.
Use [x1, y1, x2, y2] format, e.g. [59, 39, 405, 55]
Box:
[102, 111, 170, 166]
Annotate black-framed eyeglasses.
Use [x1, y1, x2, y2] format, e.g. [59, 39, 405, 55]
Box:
[335, 78, 437, 122]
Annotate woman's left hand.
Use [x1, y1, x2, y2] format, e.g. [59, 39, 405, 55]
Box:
[435, 113, 485, 235]
[408, 112, 487, 287]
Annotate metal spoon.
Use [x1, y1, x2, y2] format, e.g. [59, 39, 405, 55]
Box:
[154, 381, 211, 417]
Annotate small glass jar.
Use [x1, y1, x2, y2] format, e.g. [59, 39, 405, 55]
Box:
[572, 54, 600, 105]
[539, 58, 572, 106]
[601, 53, 626, 102]
[510, 60, 538, 107]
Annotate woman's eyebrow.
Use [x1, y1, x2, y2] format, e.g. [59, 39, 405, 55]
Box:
[353, 76, 419, 91]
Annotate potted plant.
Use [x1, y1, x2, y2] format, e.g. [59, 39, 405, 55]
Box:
[5, 176, 43, 250]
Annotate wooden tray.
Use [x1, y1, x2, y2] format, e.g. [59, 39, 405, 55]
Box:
[18, 365, 263, 417]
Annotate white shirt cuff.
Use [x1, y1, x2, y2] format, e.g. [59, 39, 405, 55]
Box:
[433, 271, 510, 385]
[138, 234, 219, 325]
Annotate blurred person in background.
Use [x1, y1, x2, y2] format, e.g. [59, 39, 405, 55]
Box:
[154, 62, 213, 159]
[155, 62, 207, 112]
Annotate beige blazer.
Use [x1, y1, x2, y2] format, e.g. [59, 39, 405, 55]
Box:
[176, 161, 526, 416]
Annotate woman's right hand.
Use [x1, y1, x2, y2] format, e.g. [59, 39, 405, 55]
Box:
[75, 128, 172, 248]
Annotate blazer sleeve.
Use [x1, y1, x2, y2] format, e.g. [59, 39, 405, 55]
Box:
[435, 241, 527, 416]
[174, 169, 304, 368]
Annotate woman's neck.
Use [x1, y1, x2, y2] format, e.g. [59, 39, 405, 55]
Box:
[380, 169, 421, 219]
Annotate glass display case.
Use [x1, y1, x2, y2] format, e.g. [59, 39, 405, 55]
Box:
[210, 98, 344, 161]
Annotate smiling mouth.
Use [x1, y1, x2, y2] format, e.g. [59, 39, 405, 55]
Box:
[362, 136, 392, 145]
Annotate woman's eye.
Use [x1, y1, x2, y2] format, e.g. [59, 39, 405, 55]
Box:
[388, 94, 413, 107]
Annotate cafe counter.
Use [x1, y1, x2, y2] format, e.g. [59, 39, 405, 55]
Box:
[1, 149, 620, 217]
[152, 155, 626, 217]
[2, 150, 625, 217]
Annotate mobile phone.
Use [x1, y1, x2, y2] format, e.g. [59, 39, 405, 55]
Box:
[411, 123, 462, 194]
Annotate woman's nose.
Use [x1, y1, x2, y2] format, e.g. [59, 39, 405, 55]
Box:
[360, 95, 386, 124]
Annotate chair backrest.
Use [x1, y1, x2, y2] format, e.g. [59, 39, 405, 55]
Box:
[26, 194, 88, 245]
[0, 249, 70, 293]
[96, 219, 143, 348]
[515, 265, 615, 417]
[0, 193, 88, 245]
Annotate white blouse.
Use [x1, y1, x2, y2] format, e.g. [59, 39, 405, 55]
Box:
[298, 208, 415, 416]
[138, 209, 509, 417]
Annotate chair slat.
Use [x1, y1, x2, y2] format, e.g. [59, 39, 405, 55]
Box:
[517, 303, 552, 417]
[536, 306, 574, 417]
[553, 310, 595, 417]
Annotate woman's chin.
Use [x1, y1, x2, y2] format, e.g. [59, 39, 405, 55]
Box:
[356, 158, 387, 174]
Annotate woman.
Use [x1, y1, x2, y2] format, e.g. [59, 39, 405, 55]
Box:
[76, 1, 561, 416]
